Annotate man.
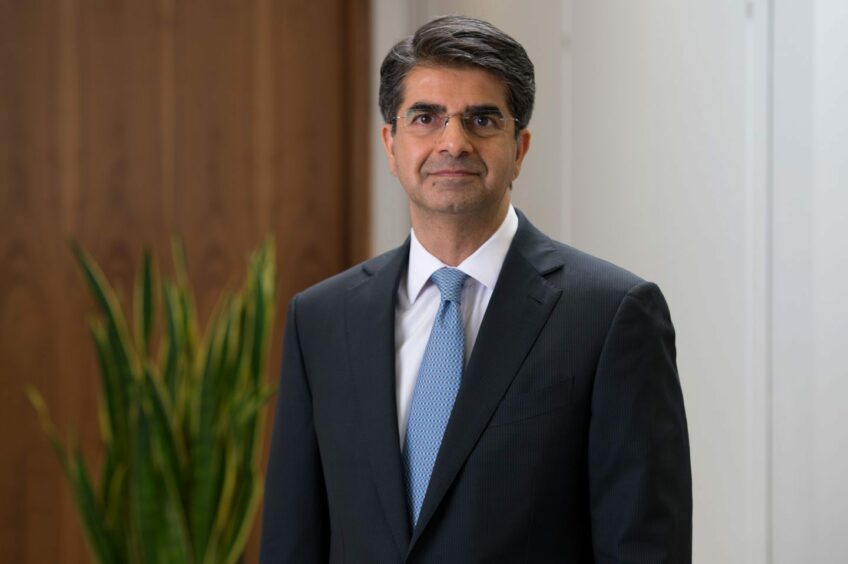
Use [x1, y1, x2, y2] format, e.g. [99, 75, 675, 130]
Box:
[260, 15, 691, 563]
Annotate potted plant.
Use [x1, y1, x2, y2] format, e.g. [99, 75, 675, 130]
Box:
[28, 240, 276, 564]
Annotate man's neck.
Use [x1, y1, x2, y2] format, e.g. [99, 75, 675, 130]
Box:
[410, 200, 510, 267]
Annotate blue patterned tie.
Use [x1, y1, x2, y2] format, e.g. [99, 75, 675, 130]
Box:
[403, 267, 468, 526]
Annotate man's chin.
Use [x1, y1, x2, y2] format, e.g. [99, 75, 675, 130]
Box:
[411, 196, 501, 219]
[427, 175, 480, 185]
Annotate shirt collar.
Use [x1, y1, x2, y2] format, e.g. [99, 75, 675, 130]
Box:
[406, 205, 519, 304]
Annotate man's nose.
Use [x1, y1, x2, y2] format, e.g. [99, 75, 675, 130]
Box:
[435, 116, 474, 156]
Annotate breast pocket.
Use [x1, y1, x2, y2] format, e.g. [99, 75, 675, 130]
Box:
[487, 378, 574, 427]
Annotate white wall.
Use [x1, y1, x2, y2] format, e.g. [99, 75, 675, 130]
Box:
[772, 1, 848, 562]
[809, 2, 848, 557]
[371, 0, 415, 254]
[570, 3, 762, 562]
[370, 1, 848, 562]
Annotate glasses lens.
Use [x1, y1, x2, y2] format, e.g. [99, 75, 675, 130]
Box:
[463, 114, 505, 137]
[399, 111, 509, 138]
[403, 111, 441, 136]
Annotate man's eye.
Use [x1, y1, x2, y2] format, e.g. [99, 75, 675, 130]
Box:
[471, 115, 496, 128]
[410, 112, 437, 126]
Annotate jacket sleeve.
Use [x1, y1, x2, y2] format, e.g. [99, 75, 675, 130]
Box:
[260, 295, 330, 563]
[588, 282, 692, 563]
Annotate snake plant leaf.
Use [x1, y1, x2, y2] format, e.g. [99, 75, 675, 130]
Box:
[242, 243, 276, 468]
[101, 457, 126, 538]
[216, 299, 244, 421]
[144, 363, 187, 477]
[205, 444, 239, 564]
[190, 296, 233, 563]
[70, 242, 137, 366]
[144, 364, 192, 564]
[25, 388, 67, 466]
[145, 365, 193, 563]
[161, 282, 183, 402]
[170, 239, 190, 295]
[231, 387, 276, 430]
[72, 244, 146, 564]
[248, 240, 275, 383]
[171, 239, 200, 356]
[68, 447, 120, 564]
[159, 486, 193, 564]
[218, 420, 259, 563]
[30, 241, 276, 564]
[134, 250, 157, 357]
[70, 242, 124, 326]
[129, 391, 160, 564]
[161, 277, 196, 452]
[27, 388, 120, 564]
[71, 242, 139, 441]
[89, 320, 131, 546]
[156, 473, 193, 564]
[221, 469, 262, 564]
[88, 322, 126, 450]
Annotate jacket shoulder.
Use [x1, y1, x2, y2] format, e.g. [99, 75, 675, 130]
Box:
[549, 240, 645, 294]
[513, 210, 647, 299]
[292, 245, 403, 306]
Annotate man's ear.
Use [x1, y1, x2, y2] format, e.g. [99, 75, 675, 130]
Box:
[512, 128, 531, 181]
[381, 123, 398, 177]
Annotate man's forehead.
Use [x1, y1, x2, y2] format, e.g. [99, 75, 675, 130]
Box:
[399, 64, 509, 110]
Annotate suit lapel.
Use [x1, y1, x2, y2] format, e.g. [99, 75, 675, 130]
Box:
[407, 213, 564, 555]
[345, 242, 412, 557]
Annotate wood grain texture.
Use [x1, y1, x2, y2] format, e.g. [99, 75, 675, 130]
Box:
[344, 0, 372, 265]
[0, 1, 371, 562]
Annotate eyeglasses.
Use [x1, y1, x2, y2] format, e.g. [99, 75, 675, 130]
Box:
[392, 110, 518, 139]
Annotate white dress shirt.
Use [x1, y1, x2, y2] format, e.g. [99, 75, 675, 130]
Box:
[395, 205, 519, 449]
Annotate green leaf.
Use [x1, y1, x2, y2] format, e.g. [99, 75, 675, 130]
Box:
[72, 241, 139, 438]
[205, 445, 238, 564]
[134, 250, 157, 357]
[30, 240, 277, 564]
[170, 238, 200, 369]
[221, 469, 263, 564]
[161, 282, 182, 402]
[145, 363, 193, 564]
[25, 388, 67, 464]
[88, 322, 125, 452]
[129, 392, 159, 564]
[144, 364, 187, 479]
[67, 448, 119, 564]
[190, 309, 230, 563]
[248, 240, 276, 383]
[101, 457, 127, 538]
[170, 239, 190, 294]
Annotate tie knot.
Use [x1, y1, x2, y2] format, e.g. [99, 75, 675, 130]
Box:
[431, 267, 468, 303]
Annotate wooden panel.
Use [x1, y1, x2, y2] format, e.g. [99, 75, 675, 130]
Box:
[0, 0, 370, 562]
[344, 0, 372, 264]
[0, 2, 86, 562]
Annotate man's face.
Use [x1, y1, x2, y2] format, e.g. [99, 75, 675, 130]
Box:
[381, 66, 531, 222]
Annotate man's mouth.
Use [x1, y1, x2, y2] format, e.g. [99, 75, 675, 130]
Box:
[427, 169, 479, 178]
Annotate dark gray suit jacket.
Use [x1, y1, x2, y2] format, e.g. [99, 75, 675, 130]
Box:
[260, 211, 692, 563]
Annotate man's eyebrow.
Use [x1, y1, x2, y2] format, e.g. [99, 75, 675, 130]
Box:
[405, 102, 446, 114]
[465, 105, 504, 116]
[403, 103, 505, 116]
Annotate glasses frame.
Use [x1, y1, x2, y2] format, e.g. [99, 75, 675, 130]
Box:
[392, 110, 519, 139]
